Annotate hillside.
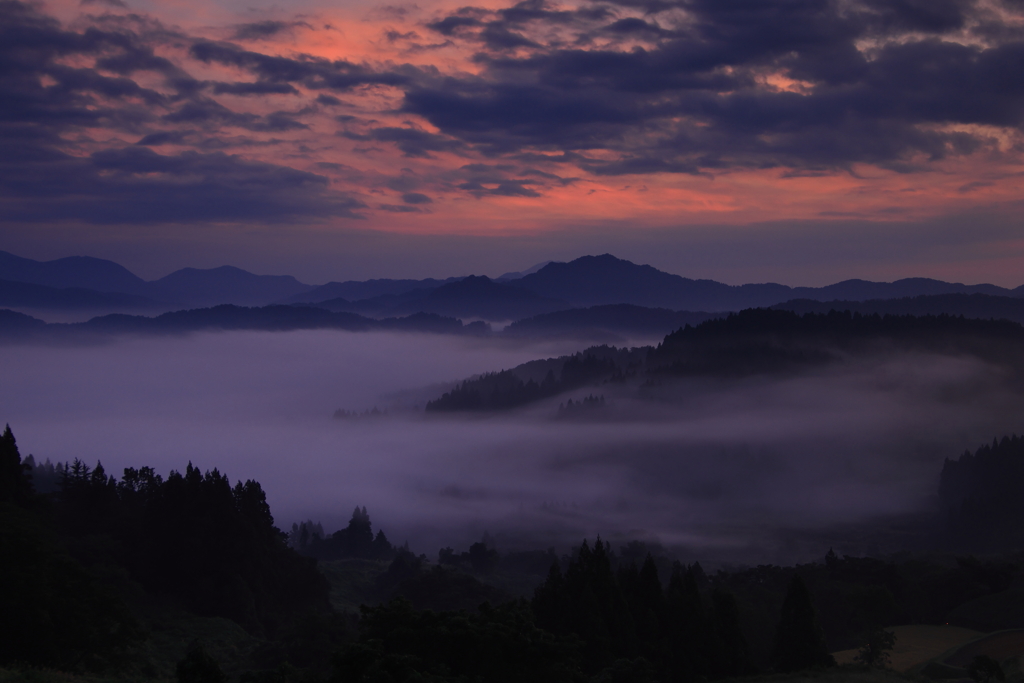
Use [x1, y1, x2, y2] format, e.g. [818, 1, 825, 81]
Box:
[426, 309, 1024, 411]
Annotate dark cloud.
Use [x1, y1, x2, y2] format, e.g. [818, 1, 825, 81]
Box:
[406, 0, 1024, 173]
[0, 145, 365, 223]
[379, 203, 423, 212]
[520, 167, 578, 185]
[211, 81, 299, 96]
[427, 15, 485, 35]
[232, 20, 311, 41]
[439, 162, 564, 197]
[402, 192, 433, 204]
[189, 40, 409, 91]
[136, 130, 190, 146]
[480, 24, 539, 49]
[401, 82, 644, 154]
[342, 127, 464, 158]
[0, 1, 367, 224]
[497, 0, 579, 25]
[2, 0, 1023, 227]
[603, 17, 673, 36]
[384, 29, 419, 42]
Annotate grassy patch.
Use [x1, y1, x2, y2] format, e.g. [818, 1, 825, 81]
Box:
[832, 625, 982, 671]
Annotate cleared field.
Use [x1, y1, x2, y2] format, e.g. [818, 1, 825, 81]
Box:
[832, 625, 983, 672]
[945, 630, 1024, 667]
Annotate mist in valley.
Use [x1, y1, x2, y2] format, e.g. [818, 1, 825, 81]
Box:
[3, 329, 1022, 566]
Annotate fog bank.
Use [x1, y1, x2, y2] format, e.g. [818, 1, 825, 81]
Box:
[3, 330, 1022, 565]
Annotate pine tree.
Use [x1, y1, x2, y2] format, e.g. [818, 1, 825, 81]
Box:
[772, 575, 836, 672]
[0, 424, 33, 505]
[712, 587, 753, 676]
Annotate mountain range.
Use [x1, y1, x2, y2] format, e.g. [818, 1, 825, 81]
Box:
[773, 293, 1024, 325]
[3, 250, 1024, 325]
[0, 251, 314, 309]
[0, 306, 489, 342]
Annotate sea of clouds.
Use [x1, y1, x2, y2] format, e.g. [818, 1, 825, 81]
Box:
[3, 329, 1022, 565]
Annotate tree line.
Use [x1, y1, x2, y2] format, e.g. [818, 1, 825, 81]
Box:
[425, 308, 1024, 411]
[940, 434, 1024, 551]
[426, 353, 621, 411]
[5, 423, 1024, 682]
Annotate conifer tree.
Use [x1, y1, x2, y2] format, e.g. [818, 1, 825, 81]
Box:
[772, 575, 835, 672]
[711, 587, 753, 676]
[0, 424, 33, 505]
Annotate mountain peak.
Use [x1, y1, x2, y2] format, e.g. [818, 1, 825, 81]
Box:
[0, 250, 149, 295]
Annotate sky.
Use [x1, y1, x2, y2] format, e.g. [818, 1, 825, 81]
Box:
[1, 0, 1023, 284]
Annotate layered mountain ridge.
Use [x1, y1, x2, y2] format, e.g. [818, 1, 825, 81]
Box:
[2, 250, 1023, 330]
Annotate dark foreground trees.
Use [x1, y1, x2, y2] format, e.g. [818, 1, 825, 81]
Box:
[0, 424, 332, 675]
[532, 538, 755, 681]
[772, 575, 836, 672]
[0, 425, 142, 671]
[11, 421, 1022, 681]
[55, 458, 330, 636]
[297, 506, 395, 561]
[940, 434, 1024, 551]
[332, 599, 580, 683]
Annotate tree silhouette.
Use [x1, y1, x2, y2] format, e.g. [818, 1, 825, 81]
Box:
[969, 655, 1006, 683]
[855, 628, 896, 668]
[176, 644, 227, 683]
[772, 575, 836, 672]
[0, 424, 33, 506]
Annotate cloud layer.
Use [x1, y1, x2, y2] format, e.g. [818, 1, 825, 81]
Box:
[1, 0, 1022, 234]
[4, 329, 1024, 563]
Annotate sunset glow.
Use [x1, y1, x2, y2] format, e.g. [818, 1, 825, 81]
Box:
[2, 0, 1023, 282]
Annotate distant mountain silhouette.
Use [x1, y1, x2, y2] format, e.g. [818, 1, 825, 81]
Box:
[494, 261, 553, 281]
[285, 277, 463, 304]
[0, 278, 163, 311]
[0, 305, 488, 341]
[773, 293, 1024, 324]
[150, 266, 314, 307]
[510, 254, 1020, 311]
[313, 276, 569, 321]
[802, 278, 1010, 300]
[0, 309, 48, 338]
[389, 275, 568, 320]
[4, 250, 1022, 317]
[505, 304, 719, 340]
[0, 250, 151, 295]
[0, 251, 314, 308]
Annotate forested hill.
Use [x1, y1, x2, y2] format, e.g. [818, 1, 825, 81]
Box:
[773, 293, 1024, 326]
[647, 308, 1024, 376]
[0, 305, 488, 341]
[505, 304, 718, 340]
[426, 345, 647, 411]
[0, 425, 332, 678]
[427, 309, 1024, 411]
[940, 434, 1024, 553]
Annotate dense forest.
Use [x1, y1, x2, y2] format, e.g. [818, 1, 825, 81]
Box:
[426, 309, 1024, 412]
[425, 351, 632, 411]
[4, 424, 1024, 682]
[940, 435, 1024, 552]
[647, 309, 1024, 377]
